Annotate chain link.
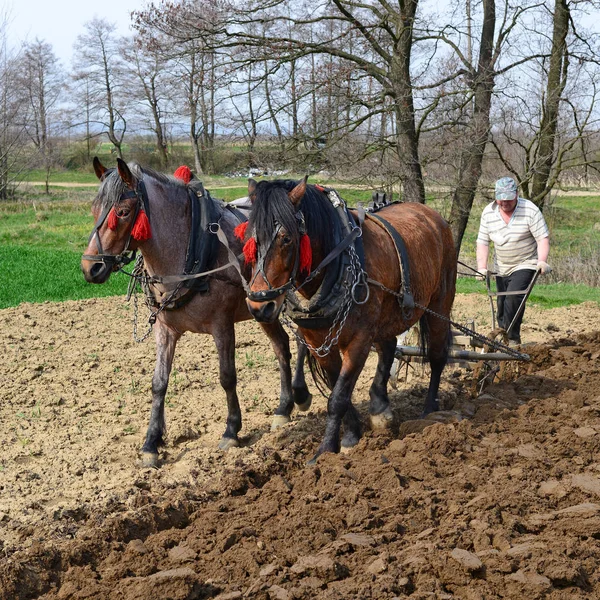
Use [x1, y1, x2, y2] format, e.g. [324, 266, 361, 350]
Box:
[366, 277, 529, 360]
[282, 247, 365, 357]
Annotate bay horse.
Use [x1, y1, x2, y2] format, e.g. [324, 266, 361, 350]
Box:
[244, 178, 457, 461]
[81, 158, 311, 467]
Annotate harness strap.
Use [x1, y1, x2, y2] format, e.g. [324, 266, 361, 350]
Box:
[365, 212, 415, 315]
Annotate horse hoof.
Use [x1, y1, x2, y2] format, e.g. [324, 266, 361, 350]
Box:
[271, 414, 291, 431]
[141, 452, 159, 468]
[340, 444, 354, 454]
[218, 437, 240, 451]
[295, 393, 313, 412]
[370, 407, 394, 430]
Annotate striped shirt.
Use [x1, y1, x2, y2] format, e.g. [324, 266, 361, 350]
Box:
[477, 198, 549, 276]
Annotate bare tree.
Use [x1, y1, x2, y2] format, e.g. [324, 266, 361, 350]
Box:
[122, 37, 172, 169]
[73, 18, 128, 158]
[0, 9, 26, 200]
[19, 39, 64, 193]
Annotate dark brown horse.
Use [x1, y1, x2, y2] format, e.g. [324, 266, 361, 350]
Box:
[81, 158, 311, 467]
[244, 178, 457, 460]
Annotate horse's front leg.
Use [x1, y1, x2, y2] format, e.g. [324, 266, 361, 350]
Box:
[213, 323, 242, 450]
[259, 320, 294, 430]
[141, 320, 181, 468]
[259, 322, 312, 430]
[292, 340, 312, 411]
[312, 339, 371, 461]
[369, 337, 397, 430]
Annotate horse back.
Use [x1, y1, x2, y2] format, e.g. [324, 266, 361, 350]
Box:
[360, 202, 456, 310]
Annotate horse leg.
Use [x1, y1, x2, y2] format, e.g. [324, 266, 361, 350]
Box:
[141, 321, 181, 468]
[259, 320, 295, 430]
[312, 340, 371, 461]
[292, 340, 312, 411]
[422, 314, 451, 415]
[213, 323, 242, 449]
[369, 338, 397, 430]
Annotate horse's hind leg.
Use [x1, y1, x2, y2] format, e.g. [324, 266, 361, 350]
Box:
[213, 323, 242, 449]
[369, 337, 397, 430]
[141, 321, 181, 468]
[422, 314, 451, 415]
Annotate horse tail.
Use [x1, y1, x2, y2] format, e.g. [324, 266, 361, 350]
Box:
[420, 312, 452, 364]
[419, 315, 429, 359]
[307, 352, 334, 396]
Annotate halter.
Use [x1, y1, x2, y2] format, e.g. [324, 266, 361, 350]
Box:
[246, 211, 306, 302]
[82, 178, 150, 270]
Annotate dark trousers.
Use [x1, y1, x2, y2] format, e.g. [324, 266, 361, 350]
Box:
[496, 269, 536, 342]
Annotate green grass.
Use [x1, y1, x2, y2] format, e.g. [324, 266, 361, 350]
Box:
[0, 244, 128, 308]
[456, 278, 599, 309]
[0, 184, 598, 309]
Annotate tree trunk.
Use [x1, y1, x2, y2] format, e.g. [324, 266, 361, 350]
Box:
[449, 0, 496, 255]
[530, 0, 569, 206]
[391, 0, 425, 203]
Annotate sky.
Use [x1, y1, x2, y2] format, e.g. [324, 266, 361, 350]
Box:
[5, 0, 145, 67]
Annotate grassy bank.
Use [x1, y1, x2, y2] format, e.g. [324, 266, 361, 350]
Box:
[1, 187, 598, 309]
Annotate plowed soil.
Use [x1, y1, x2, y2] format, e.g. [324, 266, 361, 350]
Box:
[1, 294, 600, 599]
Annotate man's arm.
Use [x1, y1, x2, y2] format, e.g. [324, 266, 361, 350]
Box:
[537, 236, 549, 263]
[476, 242, 490, 273]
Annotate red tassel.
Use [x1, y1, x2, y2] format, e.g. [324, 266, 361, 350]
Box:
[243, 237, 257, 265]
[299, 234, 312, 275]
[234, 221, 248, 241]
[131, 209, 152, 241]
[174, 165, 192, 184]
[107, 207, 118, 230]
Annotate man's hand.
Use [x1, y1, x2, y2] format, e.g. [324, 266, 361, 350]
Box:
[537, 261, 552, 275]
[476, 268, 488, 281]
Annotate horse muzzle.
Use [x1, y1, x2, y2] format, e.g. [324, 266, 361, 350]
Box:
[81, 257, 113, 284]
[246, 297, 284, 323]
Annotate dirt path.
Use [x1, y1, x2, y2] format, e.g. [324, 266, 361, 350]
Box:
[1, 294, 600, 599]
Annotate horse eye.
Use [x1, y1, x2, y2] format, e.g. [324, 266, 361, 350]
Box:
[281, 234, 292, 246]
[116, 208, 130, 218]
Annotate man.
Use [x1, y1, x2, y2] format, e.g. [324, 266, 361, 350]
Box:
[476, 176, 551, 346]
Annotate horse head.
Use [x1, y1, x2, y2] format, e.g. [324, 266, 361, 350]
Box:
[244, 176, 316, 323]
[81, 157, 149, 283]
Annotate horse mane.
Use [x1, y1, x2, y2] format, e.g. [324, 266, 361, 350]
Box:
[93, 163, 187, 212]
[248, 179, 342, 254]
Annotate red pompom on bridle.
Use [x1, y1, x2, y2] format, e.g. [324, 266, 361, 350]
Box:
[299, 233, 312, 275]
[107, 207, 118, 230]
[131, 209, 151, 241]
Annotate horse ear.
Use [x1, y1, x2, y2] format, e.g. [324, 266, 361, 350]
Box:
[288, 175, 308, 208]
[248, 178, 257, 203]
[93, 157, 107, 180]
[117, 158, 135, 189]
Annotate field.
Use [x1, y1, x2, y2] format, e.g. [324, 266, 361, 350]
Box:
[1, 180, 600, 598]
[1, 295, 600, 599]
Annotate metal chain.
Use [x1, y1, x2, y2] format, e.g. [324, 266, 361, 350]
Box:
[366, 278, 529, 360]
[282, 248, 365, 357]
[127, 255, 186, 343]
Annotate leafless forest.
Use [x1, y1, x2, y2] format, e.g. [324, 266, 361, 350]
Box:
[2, 0, 600, 248]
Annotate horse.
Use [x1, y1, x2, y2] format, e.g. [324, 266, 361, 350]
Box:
[243, 177, 457, 461]
[81, 158, 311, 467]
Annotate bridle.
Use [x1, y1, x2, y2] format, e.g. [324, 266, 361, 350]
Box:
[82, 174, 149, 271]
[246, 211, 305, 303]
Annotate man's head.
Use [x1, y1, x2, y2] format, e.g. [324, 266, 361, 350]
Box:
[495, 176, 518, 213]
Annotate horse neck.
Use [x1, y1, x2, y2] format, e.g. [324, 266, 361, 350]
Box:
[137, 180, 191, 277]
